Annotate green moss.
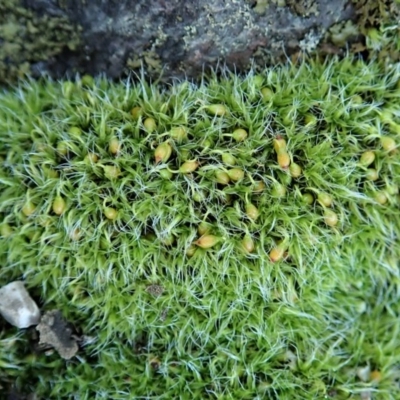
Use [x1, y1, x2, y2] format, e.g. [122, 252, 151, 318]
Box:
[0, 57, 400, 398]
[0, 0, 81, 84]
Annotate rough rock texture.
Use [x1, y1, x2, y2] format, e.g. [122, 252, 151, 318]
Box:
[36, 310, 78, 360]
[2, 0, 358, 83]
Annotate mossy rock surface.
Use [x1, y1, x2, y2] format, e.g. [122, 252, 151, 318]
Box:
[0, 57, 400, 398]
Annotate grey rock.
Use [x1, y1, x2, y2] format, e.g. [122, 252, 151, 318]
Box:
[20, 0, 356, 81]
[0, 281, 41, 329]
[36, 310, 78, 360]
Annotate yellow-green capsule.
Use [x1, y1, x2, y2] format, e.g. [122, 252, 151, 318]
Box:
[22, 201, 36, 217]
[386, 184, 399, 195]
[381, 136, 396, 152]
[273, 137, 287, 154]
[318, 192, 333, 207]
[206, 104, 227, 116]
[154, 142, 172, 164]
[366, 168, 379, 181]
[232, 128, 248, 142]
[215, 170, 230, 185]
[261, 87, 274, 101]
[304, 114, 317, 127]
[221, 153, 236, 166]
[52, 196, 66, 215]
[104, 207, 118, 220]
[245, 203, 260, 221]
[227, 168, 245, 182]
[374, 192, 387, 205]
[0, 223, 13, 237]
[301, 192, 314, 205]
[198, 221, 211, 236]
[186, 245, 197, 257]
[270, 245, 285, 262]
[277, 152, 290, 169]
[131, 106, 143, 119]
[84, 152, 99, 164]
[68, 126, 82, 137]
[57, 141, 68, 156]
[289, 162, 302, 178]
[194, 234, 220, 249]
[81, 74, 94, 87]
[252, 180, 266, 193]
[179, 160, 199, 173]
[109, 137, 121, 155]
[69, 228, 81, 241]
[104, 165, 121, 179]
[159, 169, 173, 179]
[241, 235, 255, 254]
[144, 117, 156, 133]
[193, 191, 205, 203]
[360, 151, 375, 167]
[170, 126, 187, 142]
[272, 183, 286, 198]
[324, 209, 338, 227]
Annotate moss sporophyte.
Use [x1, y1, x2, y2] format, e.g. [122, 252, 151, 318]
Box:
[1, 56, 400, 398]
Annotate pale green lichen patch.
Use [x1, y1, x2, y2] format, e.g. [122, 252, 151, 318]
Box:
[0, 0, 81, 83]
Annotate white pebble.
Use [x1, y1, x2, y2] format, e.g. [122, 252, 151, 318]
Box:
[0, 281, 41, 328]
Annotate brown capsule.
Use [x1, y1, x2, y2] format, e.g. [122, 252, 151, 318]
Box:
[277, 152, 290, 169]
[289, 162, 302, 178]
[232, 128, 248, 142]
[52, 196, 66, 215]
[241, 235, 255, 254]
[324, 209, 338, 227]
[104, 207, 118, 220]
[215, 170, 230, 185]
[154, 142, 172, 164]
[245, 203, 260, 221]
[270, 245, 285, 262]
[194, 234, 220, 249]
[179, 160, 199, 173]
[227, 168, 245, 182]
[144, 117, 156, 133]
[360, 151, 375, 167]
